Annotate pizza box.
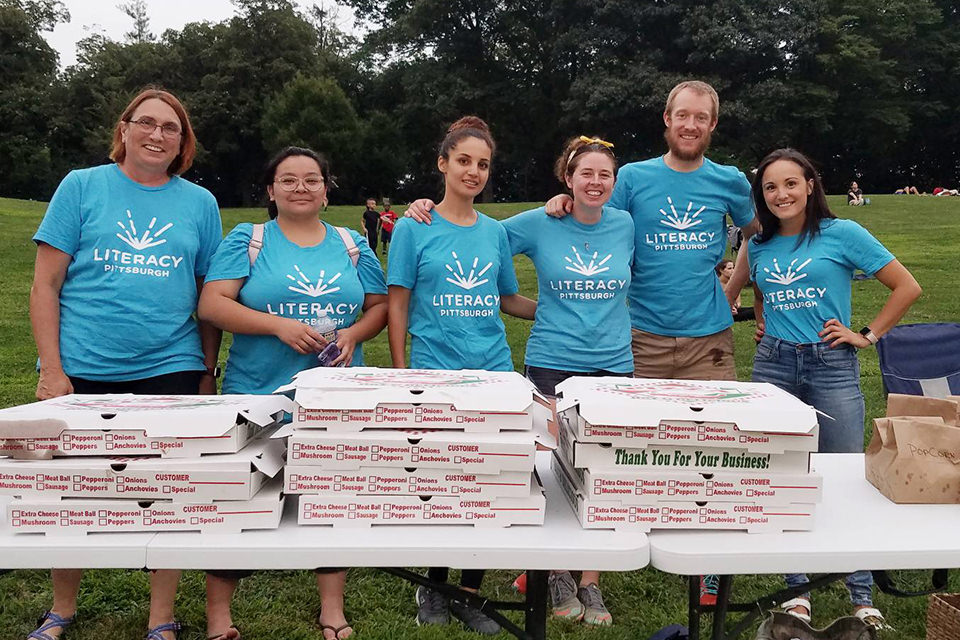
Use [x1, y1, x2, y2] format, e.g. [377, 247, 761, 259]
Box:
[6, 478, 284, 535]
[551, 455, 813, 533]
[556, 378, 818, 454]
[281, 426, 552, 473]
[0, 395, 292, 459]
[574, 464, 821, 505]
[0, 435, 284, 501]
[277, 367, 550, 432]
[297, 475, 545, 527]
[557, 414, 810, 474]
[284, 466, 530, 498]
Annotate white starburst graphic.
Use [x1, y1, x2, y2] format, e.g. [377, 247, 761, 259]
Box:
[763, 258, 812, 286]
[444, 252, 492, 290]
[286, 266, 342, 297]
[115, 210, 173, 250]
[564, 245, 612, 276]
[658, 197, 706, 230]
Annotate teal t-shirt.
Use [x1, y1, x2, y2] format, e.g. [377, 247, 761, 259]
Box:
[205, 221, 387, 394]
[609, 156, 755, 337]
[748, 219, 894, 344]
[33, 164, 222, 380]
[387, 210, 519, 371]
[501, 206, 634, 373]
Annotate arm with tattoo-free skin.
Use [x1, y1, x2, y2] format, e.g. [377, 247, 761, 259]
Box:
[30, 244, 74, 399]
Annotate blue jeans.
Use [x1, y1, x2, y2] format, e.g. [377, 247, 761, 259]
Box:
[751, 334, 873, 607]
[751, 335, 865, 454]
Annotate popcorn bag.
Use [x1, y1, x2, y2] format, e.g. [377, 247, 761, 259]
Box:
[864, 394, 960, 504]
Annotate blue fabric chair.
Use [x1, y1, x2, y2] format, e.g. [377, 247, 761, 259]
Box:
[876, 323, 960, 397]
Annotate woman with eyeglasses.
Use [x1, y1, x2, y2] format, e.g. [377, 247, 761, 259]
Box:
[197, 145, 387, 640]
[29, 88, 223, 639]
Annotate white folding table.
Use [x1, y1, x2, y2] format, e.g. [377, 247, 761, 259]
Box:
[648, 453, 960, 639]
[145, 452, 650, 639]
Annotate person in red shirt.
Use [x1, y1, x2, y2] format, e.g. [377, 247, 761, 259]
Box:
[379, 199, 398, 255]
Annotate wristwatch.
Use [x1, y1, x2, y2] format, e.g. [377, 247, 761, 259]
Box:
[859, 326, 879, 346]
[204, 365, 221, 378]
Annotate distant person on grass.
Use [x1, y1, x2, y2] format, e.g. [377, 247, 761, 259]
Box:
[847, 181, 864, 206]
[894, 185, 921, 195]
[726, 147, 921, 630]
[715, 259, 755, 322]
[198, 146, 387, 640]
[379, 199, 398, 254]
[29, 88, 223, 640]
[361, 197, 381, 252]
[387, 116, 535, 636]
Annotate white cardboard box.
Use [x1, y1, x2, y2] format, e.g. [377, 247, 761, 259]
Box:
[0, 395, 292, 459]
[278, 367, 549, 432]
[283, 427, 543, 473]
[556, 378, 818, 454]
[0, 436, 285, 501]
[298, 477, 545, 527]
[557, 415, 810, 474]
[552, 455, 813, 533]
[284, 466, 531, 498]
[6, 478, 284, 535]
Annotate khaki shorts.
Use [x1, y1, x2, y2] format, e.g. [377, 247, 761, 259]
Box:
[631, 327, 736, 381]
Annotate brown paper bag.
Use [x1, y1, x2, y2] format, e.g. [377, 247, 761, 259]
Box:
[865, 394, 960, 503]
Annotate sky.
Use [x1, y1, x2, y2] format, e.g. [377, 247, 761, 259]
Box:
[42, 0, 356, 68]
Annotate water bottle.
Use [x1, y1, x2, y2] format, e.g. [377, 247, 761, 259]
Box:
[315, 313, 342, 367]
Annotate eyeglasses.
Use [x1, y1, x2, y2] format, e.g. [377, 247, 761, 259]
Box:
[275, 175, 325, 192]
[125, 117, 182, 138]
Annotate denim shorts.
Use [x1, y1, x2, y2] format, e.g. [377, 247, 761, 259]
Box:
[751, 334, 865, 453]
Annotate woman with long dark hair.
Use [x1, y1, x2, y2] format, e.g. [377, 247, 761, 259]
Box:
[730, 148, 921, 629]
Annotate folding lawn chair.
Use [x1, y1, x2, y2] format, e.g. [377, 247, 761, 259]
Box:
[876, 322, 960, 397]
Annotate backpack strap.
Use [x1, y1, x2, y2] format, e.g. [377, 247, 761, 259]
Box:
[248, 223, 265, 266]
[334, 226, 360, 267]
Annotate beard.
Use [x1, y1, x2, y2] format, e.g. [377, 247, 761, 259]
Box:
[664, 127, 712, 162]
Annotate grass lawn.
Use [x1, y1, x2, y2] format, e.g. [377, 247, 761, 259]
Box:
[1, 194, 958, 639]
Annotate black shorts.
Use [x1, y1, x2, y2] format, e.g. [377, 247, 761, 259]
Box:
[69, 370, 204, 394]
[524, 365, 632, 397]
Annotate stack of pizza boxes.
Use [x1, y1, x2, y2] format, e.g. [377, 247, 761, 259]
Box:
[276, 367, 551, 527]
[0, 395, 291, 534]
[552, 378, 822, 532]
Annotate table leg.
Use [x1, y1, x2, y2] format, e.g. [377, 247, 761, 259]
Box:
[688, 575, 700, 640]
[710, 575, 733, 640]
[525, 570, 548, 640]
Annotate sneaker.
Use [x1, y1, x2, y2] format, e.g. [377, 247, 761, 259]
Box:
[450, 598, 501, 635]
[700, 574, 719, 606]
[577, 583, 612, 626]
[548, 571, 584, 620]
[416, 585, 450, 626]
[511, 572, 527, 594]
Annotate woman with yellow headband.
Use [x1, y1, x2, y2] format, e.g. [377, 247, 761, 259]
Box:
[502, 135, 633, 626]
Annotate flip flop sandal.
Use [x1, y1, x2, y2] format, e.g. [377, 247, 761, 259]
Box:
[207, 625, 241, 640]
[854, 607, 893, 631]
[317, 613, 353, 640]
[29, 611, 77, 640]
[780, 597, 812, 623]
[144, 621, 183, 640]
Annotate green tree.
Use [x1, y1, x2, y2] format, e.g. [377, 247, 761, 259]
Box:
[261, 73, 362, 202]
[0, 0, 69, 199]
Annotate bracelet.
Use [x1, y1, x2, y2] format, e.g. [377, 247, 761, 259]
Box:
[203, 365, 221, 378]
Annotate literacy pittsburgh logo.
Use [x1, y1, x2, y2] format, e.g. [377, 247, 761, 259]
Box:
[115, 209, 173, 250]
[564, 245, 612, 276]
[763, 257, 811, 286]
[658, 196, 706, 231]
[286, 266, 343, 297]
[444, 251, 493, 290]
